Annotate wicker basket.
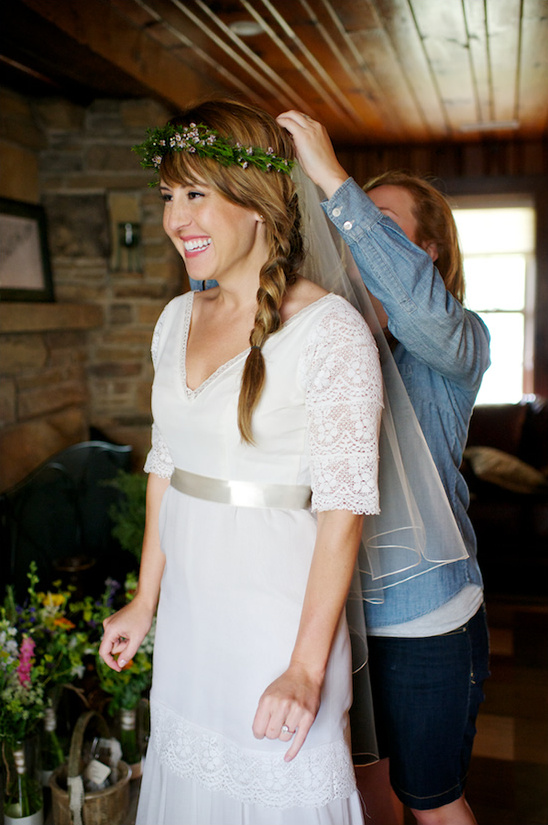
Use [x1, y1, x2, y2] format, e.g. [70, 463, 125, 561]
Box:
[49, 711, 131, 825]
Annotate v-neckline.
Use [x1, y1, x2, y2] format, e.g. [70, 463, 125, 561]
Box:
[181, 290, 335, 397]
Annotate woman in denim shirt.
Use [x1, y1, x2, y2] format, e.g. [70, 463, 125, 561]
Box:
[278, 111, 491, 825]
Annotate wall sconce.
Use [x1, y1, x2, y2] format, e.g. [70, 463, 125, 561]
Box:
[115, 221, 142, 272]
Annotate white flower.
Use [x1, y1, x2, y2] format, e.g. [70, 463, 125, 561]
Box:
[71, 664, 85, 680]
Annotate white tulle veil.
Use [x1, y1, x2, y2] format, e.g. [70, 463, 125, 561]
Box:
[294, 167, 467, 615]
[294, 165, 468, 590]
[292, 165, 469, 761]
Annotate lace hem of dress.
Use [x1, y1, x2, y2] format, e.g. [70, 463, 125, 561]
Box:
[149, 699, 357, 809]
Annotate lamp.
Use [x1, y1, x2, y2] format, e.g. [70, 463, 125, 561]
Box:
[115, 221, 142, 272]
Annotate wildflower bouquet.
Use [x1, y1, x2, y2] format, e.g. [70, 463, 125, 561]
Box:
[0, 564, 90, 743]
[89, 575, 154, 766]
[1, 564, 92, 820]
[71, 573, 153, 712]
[0, 612, 45, 745]
[93, 575, 154, 711]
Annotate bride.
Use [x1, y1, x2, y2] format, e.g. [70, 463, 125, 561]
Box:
[98, 98, 383, 825]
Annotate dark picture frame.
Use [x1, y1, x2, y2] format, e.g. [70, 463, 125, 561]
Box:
[0, 197, 54, 302]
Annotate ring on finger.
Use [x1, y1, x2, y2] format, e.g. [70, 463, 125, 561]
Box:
[281, 724, 295, 735]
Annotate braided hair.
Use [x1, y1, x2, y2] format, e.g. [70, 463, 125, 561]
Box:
[160, 99, 305, 443]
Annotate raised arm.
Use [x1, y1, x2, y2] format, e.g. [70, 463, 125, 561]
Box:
[321, 179, 489, 389]
[277, 110, 489, 390]
[99, 472, 168, 671]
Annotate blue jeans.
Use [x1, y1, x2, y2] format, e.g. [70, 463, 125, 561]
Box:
[367, 605, 490, 810]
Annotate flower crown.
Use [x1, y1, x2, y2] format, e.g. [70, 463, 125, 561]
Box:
[133, 122, 294, 180]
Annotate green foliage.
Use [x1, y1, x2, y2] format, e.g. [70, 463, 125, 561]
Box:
[133, 121, 294, 177]
[1, 564, 155, 742]
[95, 647, 153, 714]
[71, 573, 155, 714]
[0, 563, 89, 742]
[107, 470, 147, 561]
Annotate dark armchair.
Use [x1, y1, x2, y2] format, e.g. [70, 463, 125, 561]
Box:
[0, 441, 135, 600]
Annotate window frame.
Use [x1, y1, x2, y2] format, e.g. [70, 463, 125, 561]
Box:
[451, 196, 535, 404]
[442, 175, 548, 401]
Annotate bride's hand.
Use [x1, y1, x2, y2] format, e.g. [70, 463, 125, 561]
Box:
[98, 598, 154, 672]
[252, 662, 322, 762]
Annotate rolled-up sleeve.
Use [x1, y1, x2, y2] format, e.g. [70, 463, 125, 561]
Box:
[322, 178, 490, 392]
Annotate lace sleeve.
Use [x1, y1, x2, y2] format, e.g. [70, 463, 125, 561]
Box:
[143, 306, 174, 478]
[144, 423, 174, 478]
[302, 298, 383, 514]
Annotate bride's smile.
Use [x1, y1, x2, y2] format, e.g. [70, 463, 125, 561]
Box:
[160, 180, 267, 286]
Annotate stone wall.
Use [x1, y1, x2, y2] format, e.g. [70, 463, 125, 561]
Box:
[38, 96, 187, 465]
[0, 89, 186, 491]
[0, 302, 101, 490]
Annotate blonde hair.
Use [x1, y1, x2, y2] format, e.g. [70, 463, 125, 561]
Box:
[160, 99, 304, 443]
[363, 171, 465, 303]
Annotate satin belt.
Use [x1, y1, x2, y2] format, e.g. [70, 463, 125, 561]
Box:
[170, 467, 312, 510]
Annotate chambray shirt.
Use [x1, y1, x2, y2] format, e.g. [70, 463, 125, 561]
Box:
[323, 177, 491, 626]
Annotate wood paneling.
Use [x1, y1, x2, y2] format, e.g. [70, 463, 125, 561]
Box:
[3, 0, 547, 145]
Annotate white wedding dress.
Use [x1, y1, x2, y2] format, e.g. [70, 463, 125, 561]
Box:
[136, 290, 382, 825]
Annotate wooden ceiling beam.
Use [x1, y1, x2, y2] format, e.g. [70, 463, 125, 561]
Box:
[518, 0, 548, 135]
[3, 0, 546, 144]
[409, 0, 476, 137]
[16, 0, 224, 109]
[485, 0, 523, 124]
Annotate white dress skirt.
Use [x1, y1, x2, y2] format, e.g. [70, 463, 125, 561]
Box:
[136, 291, 382, 825]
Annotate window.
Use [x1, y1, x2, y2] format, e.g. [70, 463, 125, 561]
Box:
[452, 199, 536, 405]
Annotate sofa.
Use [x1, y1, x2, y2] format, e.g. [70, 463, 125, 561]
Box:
[462, 398, 548, 595]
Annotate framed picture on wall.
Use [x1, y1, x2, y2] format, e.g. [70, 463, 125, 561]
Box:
[0, 196, 54, 302]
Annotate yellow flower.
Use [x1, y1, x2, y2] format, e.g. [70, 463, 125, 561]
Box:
[41, 592, 65, 608]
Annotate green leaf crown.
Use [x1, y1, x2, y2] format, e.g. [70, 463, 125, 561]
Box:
[133, 122, 294, 178]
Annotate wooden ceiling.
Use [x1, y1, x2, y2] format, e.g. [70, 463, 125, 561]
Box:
[2, 0, 548, 146]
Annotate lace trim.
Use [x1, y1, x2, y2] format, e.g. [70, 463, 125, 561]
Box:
[149, 699, 357, 809]
[180, 292, 249, 399]
[150, 305, 167, 370]
[144, 423, 174, 478]
[302, 298, 383, 514]
[178, 294, 334, 399]
[144, 304, 175, 477]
